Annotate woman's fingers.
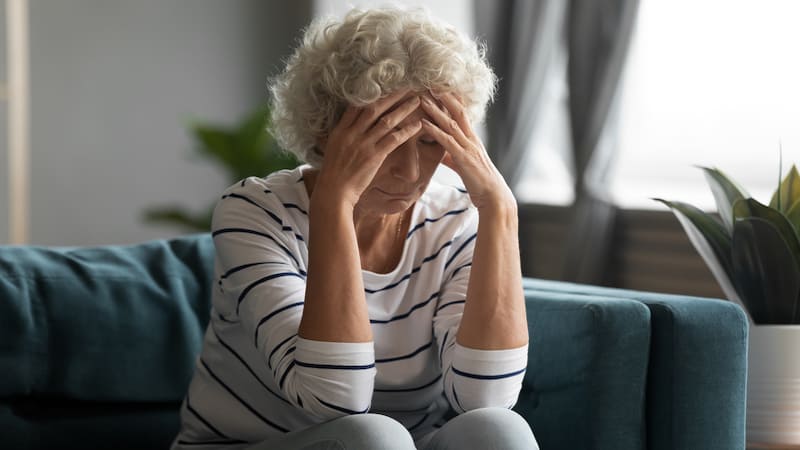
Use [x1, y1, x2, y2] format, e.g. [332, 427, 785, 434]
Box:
[351, 89, 411, 133]
[435, 92, 477, 141]
[364, 96, 421, 143]
[421, 118, 462, 157]
[337, 104, 361, 129]
[419, 96, 472, 148]
[375, 120, 422, 155]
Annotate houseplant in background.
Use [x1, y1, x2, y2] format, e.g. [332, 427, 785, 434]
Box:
[656, 164, 800, 446]
[144, 106, 299, 232]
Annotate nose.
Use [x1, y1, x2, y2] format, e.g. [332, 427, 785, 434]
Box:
[389, 140, 420, 183]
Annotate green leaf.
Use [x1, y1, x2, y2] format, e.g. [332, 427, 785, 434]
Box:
[732, 197, 800, 269]
[144, 104, 300, 233]
[699, 166, 748, 233]
[142, 206, 213, 232]
[732, 217, 800, 324]
[653, 199, 736, 298]
[192, 125, 241, 180]
[769, 164, 800, 213]
[238, 107, 271, 152]
[786, 201, 800, 235]
[191, 107, 299, 183]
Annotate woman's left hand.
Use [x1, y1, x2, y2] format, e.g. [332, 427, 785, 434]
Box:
[419, 92, 515, 211]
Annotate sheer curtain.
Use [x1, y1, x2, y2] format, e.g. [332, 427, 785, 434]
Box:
[479, 0, 640, 284]
[561, 0, 640, 283]
[474, 0, 569, 190]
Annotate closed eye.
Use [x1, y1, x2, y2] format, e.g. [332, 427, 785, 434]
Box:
[419, 136, 438, 146]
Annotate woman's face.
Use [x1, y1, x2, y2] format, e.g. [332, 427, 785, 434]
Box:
[356, 91, 447, 215]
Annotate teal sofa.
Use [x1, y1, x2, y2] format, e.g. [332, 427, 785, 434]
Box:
[0, 234, 748, 449]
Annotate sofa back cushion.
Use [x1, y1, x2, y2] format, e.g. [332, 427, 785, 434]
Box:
[0, 234, 214, 403]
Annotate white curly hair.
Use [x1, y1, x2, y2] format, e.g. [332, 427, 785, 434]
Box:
[268, 6, 497, 167]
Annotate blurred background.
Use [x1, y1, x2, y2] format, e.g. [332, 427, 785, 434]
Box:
[2, 0, 799, 297]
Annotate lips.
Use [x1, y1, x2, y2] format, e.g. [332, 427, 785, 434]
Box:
[377, 187, 416, 198]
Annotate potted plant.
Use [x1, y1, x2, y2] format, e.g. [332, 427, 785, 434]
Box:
[657, 164, 800, 445]
[143, 106, 299, 232]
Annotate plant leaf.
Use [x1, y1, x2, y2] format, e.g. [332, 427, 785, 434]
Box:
[732, 217, 800, 324]
[732, 197, 800, 270]
[699, 166, 749, 233]
[653, 199, 739, 303]
[142, 206, 213, 232]
[144, 105, 299, 234]
[786, 200, 800, 236]
[769, 164, 800, 213]
[191, 108, 299, 183]
[192, 125, 241, 180]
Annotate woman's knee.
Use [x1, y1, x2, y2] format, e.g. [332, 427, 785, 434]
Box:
[444, 408, 538, 450]
[332, 413, 415, 450]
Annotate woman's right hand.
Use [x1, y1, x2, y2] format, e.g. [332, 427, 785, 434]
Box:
[313, 90, 422, 209]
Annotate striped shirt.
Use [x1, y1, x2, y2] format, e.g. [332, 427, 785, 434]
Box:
[172, 165, 528, 448]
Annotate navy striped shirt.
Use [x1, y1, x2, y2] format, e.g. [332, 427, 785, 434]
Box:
[172, 166, 527, 448]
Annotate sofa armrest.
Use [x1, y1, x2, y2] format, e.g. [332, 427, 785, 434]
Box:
[517, 286, 651, 450]
[639, 296, 747, 450]
[523, 278, 748, 450]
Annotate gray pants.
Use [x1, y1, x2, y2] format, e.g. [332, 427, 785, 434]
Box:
[247, 408, 539, 450]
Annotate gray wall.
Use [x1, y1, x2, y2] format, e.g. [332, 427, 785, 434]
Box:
[2, 0, 310, 245]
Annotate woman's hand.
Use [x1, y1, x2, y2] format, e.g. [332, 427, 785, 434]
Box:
[314, 90, 422, 209]
[419, 92, 515, 212]
[302, 91, 421, 344]
[420, 93, 527, 352]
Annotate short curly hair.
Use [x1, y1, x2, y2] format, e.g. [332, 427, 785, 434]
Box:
[268, 7, 497, 167]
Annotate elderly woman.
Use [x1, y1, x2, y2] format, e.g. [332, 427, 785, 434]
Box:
[173, 7, 537, 450]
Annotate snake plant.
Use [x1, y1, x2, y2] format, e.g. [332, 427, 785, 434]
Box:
[655, 165, 800, 324]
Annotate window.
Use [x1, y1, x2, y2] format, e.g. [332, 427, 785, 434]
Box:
[514, 0, 800, 210]
[610, 0, 800, 209]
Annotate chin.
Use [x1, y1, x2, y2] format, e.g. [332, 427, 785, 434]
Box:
[358, 192, 417, 215]
[361, 200, 413, 215]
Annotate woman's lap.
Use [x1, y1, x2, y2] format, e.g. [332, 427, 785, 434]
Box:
[245, 414, 414, 450]
[417, 408, 538, 450]
[246, 408, 537, 450]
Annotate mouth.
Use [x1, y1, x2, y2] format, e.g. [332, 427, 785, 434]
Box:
[376, 187, 416, 198]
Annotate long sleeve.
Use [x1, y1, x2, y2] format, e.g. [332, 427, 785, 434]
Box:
[432, 207, 528, 412]
[211, 179, 376, 421]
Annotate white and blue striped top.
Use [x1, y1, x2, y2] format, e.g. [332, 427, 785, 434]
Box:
[172, 165, 528, 448]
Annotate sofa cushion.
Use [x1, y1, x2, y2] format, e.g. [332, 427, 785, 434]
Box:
[516, 289, 651, 450]
[0, 234, 214, 403]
